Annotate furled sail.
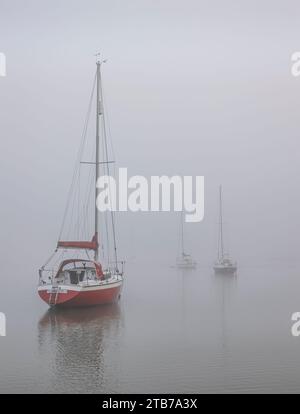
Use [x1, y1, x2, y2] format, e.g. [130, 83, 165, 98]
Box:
[57, 233, 98, 251]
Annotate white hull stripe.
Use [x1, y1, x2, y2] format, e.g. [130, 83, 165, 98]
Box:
[38, 281, 122, 293]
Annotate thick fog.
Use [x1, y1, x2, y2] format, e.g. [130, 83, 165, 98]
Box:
[1, 0, 300, 283]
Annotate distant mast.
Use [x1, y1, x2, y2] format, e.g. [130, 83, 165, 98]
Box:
[213, 185, 237, 274]
[218, 185, 224, 261]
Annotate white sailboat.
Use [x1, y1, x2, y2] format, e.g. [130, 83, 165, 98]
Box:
[176, 212, 197, 269]
[213, 186, 237, 275]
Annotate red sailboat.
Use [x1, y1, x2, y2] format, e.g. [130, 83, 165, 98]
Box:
[38, 58, 124, 307]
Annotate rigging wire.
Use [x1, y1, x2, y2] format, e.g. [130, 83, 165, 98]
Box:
[100, 71, 119, 270]
[77, 167, 80, 240]
[72, 164, 93, 240]
[44, 65, 121, 275]
[40, 249, 58, 270]
[101, 127, 111, 266]
[82, 166, 94, 239]
[58, 72, 97, 241]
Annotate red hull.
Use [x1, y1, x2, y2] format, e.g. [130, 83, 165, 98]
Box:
[38, 283, 122, 308]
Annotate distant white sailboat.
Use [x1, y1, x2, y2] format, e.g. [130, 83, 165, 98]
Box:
[176, 212, 197, 269]
[213, 186, 237, 275]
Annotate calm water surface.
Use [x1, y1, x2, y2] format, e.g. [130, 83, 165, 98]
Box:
[0, 261, 300, 393]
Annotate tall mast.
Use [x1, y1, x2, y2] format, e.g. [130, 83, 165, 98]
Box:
[94, 59, 101, 261]
[94, 56, 118, 269]
[218, 185, 224, 261]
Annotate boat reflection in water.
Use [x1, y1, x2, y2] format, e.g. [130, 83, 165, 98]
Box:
[214, 271, 237, 360]
[38, 304, 122, 393]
